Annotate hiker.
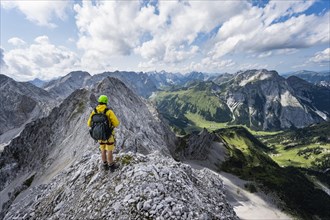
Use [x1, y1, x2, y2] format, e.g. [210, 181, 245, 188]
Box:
[88, 95, 120, 171]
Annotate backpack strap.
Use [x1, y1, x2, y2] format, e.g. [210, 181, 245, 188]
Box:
[103, 108, 112, 127]
[93, 107, 109, 115]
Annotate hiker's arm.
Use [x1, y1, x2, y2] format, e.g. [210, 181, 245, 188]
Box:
[108, 110, 120, 127]
[87, 111, 95, 127]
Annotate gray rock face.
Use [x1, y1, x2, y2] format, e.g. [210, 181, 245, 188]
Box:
[173, 129, 228, 171]
[287, 76, 330, 118]
[0, 74, 56, 145]
[0, 77, 177, 217]
[91, 77, 176, 155]
[224, 69, 328, 130]
[3, 152, 238, 220]
[43, 71, 91, 99]
[212, 73, 234, 85]
[175, 129, 219, 160]
[0, 89, 93, 193]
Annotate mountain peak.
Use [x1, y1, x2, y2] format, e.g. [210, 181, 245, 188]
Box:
[67, 71, 91, 78]
[43, 71, 92, 99]
[235, 69, 280, 86]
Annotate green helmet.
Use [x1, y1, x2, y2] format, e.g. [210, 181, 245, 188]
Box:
[98, 95, 108, 104]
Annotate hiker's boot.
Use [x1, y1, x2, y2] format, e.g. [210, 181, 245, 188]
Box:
[109, 163, 119, 172]
[103, 162, 109, 171]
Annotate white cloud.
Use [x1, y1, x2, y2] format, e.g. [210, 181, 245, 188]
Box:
[3, 36, 80, 81]
[72, 0, 329, 73]
[34, 35, 50, 44]
[1, 1, 69, 27]
[8, 37, 26, 47]
[74, 1, 141, 55]
[138, 58, 164, 72]
[309, 48, 330, 64]
[74, 0, 247, 69]
[210, 2, 329, 59]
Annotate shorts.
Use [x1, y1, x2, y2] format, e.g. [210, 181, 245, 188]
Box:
[99, 135, 115, 151]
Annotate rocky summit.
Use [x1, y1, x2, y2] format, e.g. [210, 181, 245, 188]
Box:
[3, 152, 238, 220]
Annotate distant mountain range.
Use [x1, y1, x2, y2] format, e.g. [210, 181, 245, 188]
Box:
[4, 69, 329, 140]
[282, 70, 330, 87]
[153, 69, 330, 131]
[40, 70, 218, 99]
[26, 69, 329, 100]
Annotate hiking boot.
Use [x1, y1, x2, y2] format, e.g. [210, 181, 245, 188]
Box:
[109, 163, 119, 172]
[103, 162, 109, 171]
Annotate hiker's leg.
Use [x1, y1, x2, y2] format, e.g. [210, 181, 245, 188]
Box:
[99, 143, 109, 170]
[101, 149, 107, 163]
[106, 135, 115, 165]
[107, 150, 114, 164]
[99, 141, 107, 163]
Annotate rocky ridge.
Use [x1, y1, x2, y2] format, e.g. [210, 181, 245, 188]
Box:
[3, 152, 238, 220]
[0, 74, 56, 146]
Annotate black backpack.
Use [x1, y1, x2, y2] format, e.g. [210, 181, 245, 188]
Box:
[89, 108, 113, 141]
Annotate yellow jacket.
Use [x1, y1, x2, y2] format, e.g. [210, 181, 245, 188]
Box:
[87, 104, 120, 128]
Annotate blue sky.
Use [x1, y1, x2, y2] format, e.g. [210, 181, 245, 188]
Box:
[0, 0, 329, 81]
